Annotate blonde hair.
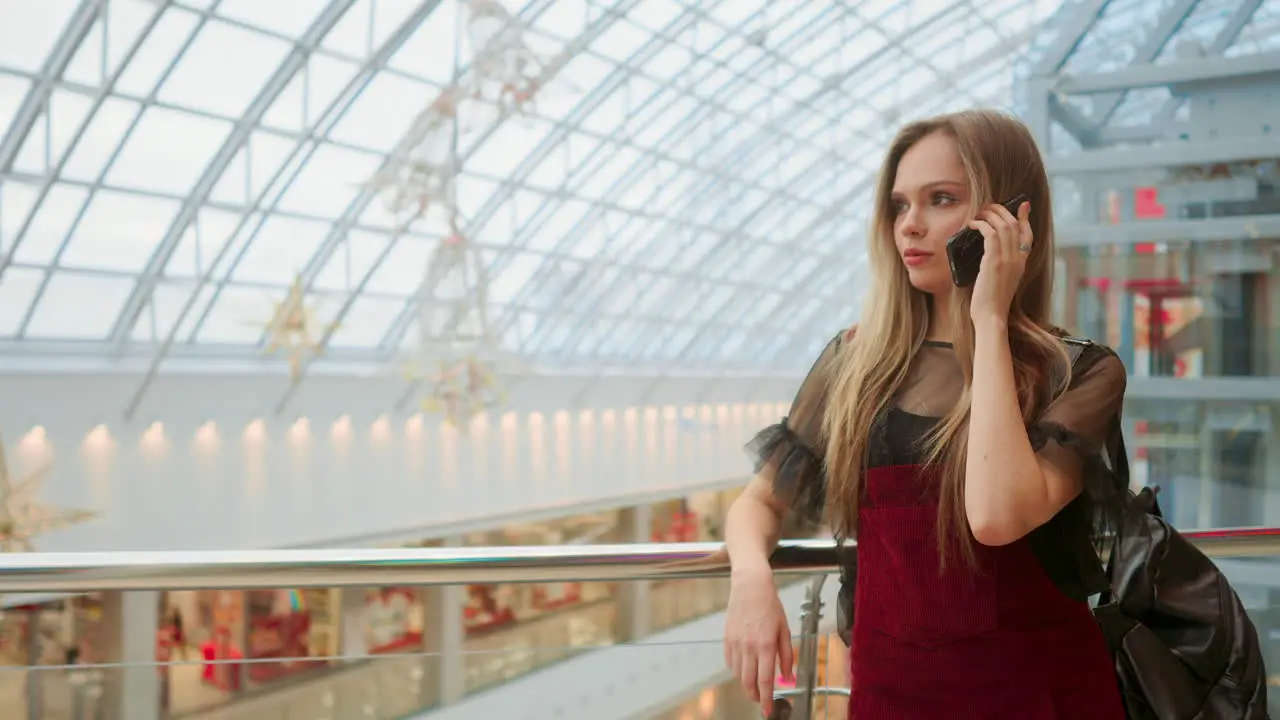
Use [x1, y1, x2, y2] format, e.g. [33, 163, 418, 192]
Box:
[822, 109, 1071, 567]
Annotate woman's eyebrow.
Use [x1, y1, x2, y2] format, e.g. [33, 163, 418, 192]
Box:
[892, 180, 965, 194]
[921, 180, 965, 190]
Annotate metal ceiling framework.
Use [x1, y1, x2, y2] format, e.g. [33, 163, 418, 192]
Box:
[1020, 0, 1278, 255]
[0, 0, 1275, 399]
[1029, 0, 1274, 148]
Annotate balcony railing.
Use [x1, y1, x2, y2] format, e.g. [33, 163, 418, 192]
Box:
[1, 528, 1278, 720]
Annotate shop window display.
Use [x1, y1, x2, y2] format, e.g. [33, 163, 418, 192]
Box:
[461, 512, 621, 637]
[0, 594, 108, 717]
[193, 590, 245, 694]
[165, 587, 341, 716]
[464, 584, 518, 633]
[245, 589, 338, 684]
[362, 587, 424, 655]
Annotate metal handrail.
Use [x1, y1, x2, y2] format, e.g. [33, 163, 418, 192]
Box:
[0, 528, 1277, 720]
[0, 527, 1277, 593]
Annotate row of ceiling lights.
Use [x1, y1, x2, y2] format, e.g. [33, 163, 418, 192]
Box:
[10, 402, 787, 452]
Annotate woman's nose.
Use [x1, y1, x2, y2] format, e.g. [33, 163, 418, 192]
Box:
[900, 209, 926, 237]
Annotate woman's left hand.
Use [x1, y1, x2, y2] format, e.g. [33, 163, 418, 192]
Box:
[968, 200, 1033, 324]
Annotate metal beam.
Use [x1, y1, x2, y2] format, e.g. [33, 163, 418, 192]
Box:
[0, 0, 171, 290]
[0, 0, 102, 175]
[1089, 0, 1198, 125]
[1093, 0, 1264, 145]
[1126, 376, 1280, 403]
[1048, 93, 1098, 146]
[1045, 135, 1280, 174]
[382, 0, 1008, 357]
[1032, 0, 1112, 76]
[109, 0, 358, 345]
[1056, 213, 1279, 248]
[1056, 50, 1280, 95]
[119, 0, 438, 420]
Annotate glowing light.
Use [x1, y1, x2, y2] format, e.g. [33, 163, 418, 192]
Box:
[405, 413, 424, 438]
[140, 421, 166, 448]
[288, 418, 311, 443]
[244, 419, 267, 445]
[19, 427, 48, 453]
[83, 425, 113, 453]
[330, 415, 352, 442]
[195, 421, 219, 449]
[370, 416, 391, 443]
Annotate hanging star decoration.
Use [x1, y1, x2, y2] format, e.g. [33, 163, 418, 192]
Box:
[257, 276, 338, 380]
[0, 432, 96, 553]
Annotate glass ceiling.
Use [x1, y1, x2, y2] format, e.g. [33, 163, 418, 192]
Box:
[0, 0, 1271, 375]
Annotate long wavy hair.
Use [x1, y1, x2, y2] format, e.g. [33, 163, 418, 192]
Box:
[822, 109, 1071, 567]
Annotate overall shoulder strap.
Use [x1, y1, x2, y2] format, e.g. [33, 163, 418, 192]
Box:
[1062, 336, 1092, 369]
[1049, 336, 1093, 392]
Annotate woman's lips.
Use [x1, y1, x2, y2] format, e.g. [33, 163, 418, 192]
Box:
[903, 250, 933, 267]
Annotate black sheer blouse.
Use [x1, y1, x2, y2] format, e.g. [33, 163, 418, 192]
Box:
[747, 329, 1131, 601]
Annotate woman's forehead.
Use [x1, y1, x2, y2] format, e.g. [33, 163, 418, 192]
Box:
[893, 134, 966, 192]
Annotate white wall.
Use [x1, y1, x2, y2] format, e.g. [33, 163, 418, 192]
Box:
[0, 371, 797, 552]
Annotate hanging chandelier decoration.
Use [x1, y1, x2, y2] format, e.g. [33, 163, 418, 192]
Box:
[372, 0, 581, 428]
[463, 0, 559, 116]
[370, 89, 461, 225]
[402, 223, 507, 428]
[0, 433, 96, 554]
[419, 355, 506, 427]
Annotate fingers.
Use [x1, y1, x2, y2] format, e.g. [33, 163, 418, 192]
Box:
[739, 647, 759, 703]
[728, 633, 781, 712]
[989, 201, 1018, 226]
[1017, 200, 1033, 249]
[757, 644, 777, 716]
[778, 622, 795, 682]
[968, 218, 999, 255]
[970, 201, 1033, 259]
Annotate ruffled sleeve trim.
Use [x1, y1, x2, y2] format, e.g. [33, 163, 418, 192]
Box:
[745, 418, 826, 528]
[1029, 421, 1130, 515]
[1025, 420, 1133, 599]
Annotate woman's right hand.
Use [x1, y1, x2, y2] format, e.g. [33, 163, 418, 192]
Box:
[724, 563, 794, 716]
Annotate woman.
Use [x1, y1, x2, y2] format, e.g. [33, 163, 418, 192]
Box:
[721, 109, 1129, 719]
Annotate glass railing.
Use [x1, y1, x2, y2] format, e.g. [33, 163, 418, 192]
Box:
[0, 531, 1276, 720]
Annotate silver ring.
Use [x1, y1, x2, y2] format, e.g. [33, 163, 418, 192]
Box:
[1017, 243, 1031, 253]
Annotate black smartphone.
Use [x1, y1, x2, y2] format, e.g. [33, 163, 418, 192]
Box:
[946, 194, 1029, 287]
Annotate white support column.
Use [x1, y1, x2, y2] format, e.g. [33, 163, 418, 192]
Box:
[422, 535, 467, 705]
[613, 504, 653, 642]
[99, 590, 161, 720]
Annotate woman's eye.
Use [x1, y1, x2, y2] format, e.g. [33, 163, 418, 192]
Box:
[932, 193, 956, 206]
[891, 201, 908, 214]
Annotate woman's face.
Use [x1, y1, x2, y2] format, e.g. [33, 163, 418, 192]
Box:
[889, 131, 972, 295]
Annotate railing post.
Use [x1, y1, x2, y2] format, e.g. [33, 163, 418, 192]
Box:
[793, 574, 827, 720]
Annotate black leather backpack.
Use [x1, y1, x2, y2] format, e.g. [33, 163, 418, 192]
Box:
[1059, 339, 1269, 718]
[1094, 485, 1269, 718]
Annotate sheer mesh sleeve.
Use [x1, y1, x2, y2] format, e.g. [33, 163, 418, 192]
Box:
[1029, 343, 1131, 532]
[745, 331, 846, 531]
